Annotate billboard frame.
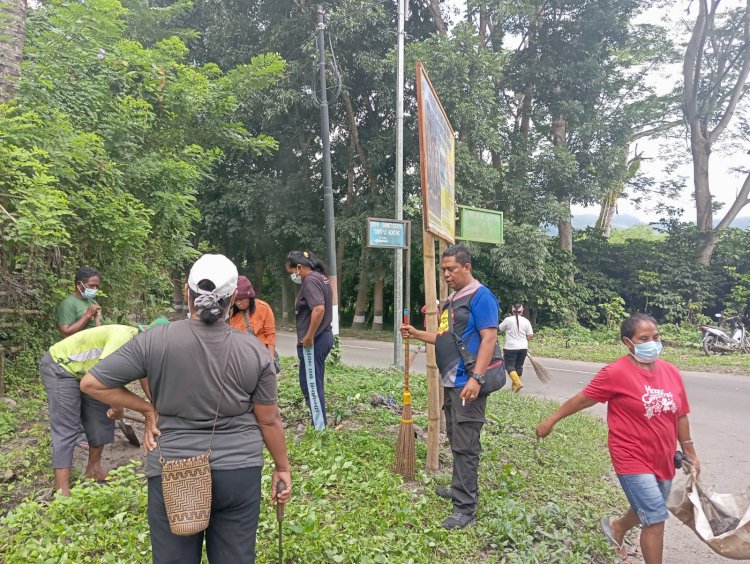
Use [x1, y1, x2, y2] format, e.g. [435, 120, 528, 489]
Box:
[416, 61, 456, 244]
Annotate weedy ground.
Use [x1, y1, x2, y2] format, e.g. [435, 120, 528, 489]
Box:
[1, 356, 626, 563]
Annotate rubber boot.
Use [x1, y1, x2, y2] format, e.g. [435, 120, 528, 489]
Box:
[509, 370, 523, 393]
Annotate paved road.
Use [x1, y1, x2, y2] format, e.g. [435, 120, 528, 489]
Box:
[277, 330, 750, 562]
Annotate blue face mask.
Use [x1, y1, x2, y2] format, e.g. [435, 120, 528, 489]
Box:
[630, 340, 663, 363]
[79, 283, 98, 299]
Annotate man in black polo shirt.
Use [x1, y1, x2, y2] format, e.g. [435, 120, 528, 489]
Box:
[401, 244, 502, 529]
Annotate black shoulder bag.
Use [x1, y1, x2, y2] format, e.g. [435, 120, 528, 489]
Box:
[447, 297, 505, 396]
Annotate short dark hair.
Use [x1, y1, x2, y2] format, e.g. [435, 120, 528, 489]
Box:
[620, 313, 658, 339]
[285, 250, 327, 274]
[442, 244, 471, 266]
[75, 266, 100, 284]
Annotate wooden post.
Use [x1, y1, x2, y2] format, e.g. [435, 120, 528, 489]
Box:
[423, 231, 440, 472]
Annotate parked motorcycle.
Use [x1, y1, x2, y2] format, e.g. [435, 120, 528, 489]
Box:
[700, 314, 750, 355]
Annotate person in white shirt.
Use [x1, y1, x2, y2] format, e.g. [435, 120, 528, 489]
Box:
[498, 304, 534, 392]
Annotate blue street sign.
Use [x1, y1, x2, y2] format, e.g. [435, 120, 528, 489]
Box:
[366, 218, 409, 249]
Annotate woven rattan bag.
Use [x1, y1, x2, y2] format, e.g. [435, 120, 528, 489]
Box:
[161, 452, 212, 535]
[158, 344, 230, 536]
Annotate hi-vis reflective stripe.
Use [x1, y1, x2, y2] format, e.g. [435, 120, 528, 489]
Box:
[66, 348, 104, 363]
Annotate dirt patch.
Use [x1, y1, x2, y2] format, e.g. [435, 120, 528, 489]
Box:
[72, 421, 147, 475]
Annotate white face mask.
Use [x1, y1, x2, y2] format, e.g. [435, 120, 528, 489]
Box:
[290, 272, 302, 285]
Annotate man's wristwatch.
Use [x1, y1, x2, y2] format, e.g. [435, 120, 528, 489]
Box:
[470, 372, 486, 385]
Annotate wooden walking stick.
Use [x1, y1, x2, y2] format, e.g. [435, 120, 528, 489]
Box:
[393, 309, 416, 480]
[276, 479, 286, 564]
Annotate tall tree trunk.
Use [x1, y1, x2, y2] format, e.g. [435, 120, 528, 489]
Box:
[427, 0, 447, 36]
[0, 0, 27, 103]
[171, 272, 185, 316]
[351, 276, 370, 329]
[372, 264, 384, 332]
[557, 197, 573, 253]
[253, 259, 265, 298]
[552, 116, 572, 252]
[281, 277, 289, 323]
[335, 142, 357, 300]
[596, 146, 639, 237]
[691, 124, 715, 265]
[342, 90, 378, 197]
[351, 247, 369, 329]
[595, 191, 618, 238]
[682, 0, 750, 264]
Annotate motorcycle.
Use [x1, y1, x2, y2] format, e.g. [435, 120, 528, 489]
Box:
[700, 314, 750, 355]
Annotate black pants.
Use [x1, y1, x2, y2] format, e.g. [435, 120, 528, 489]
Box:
[148, 467, 262, 564]
[297, 329, 333, 426]
[444, 386, 486, 515]
[503, 348, 528, 376]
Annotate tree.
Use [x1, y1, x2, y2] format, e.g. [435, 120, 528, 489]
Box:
[683, 0, 750, 264]
[0, 0, 27, 102]
[1, 0, 282, 319]
[503, 0, 654, 252]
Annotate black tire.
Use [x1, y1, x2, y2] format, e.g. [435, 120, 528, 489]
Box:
[702, 335, 720, 356]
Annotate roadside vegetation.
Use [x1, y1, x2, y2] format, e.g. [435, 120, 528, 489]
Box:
[531, 325, 750, 374]
[1, 358, 625, 563]
[340, 324, 750, 374]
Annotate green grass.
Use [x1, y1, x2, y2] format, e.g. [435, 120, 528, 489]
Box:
[531, 333, 750, 374]
[0, 355, 53, 513]
[333, 322, 750, 374]
[338, 327, 395, 343]
[1, 357, 624, 563]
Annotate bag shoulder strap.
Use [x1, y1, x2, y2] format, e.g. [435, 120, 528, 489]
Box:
[447, 294, 478, 367]
[241, 310, 256, 336]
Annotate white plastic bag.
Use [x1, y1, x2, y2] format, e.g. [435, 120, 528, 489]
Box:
[668, 466, 750, 559]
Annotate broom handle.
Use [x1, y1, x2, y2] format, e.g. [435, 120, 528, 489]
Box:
[403, 309, 410, 391]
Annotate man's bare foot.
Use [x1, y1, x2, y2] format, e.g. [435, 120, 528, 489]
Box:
[84, 466, 108, 482]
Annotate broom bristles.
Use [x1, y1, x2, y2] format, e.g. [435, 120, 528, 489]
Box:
[393, 401, 416, 481]
[527, 353, 552, 383]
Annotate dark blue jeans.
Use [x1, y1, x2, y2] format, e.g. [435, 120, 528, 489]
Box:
[297, 329, 333, 426]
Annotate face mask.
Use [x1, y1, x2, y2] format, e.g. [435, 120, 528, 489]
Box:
[79, 283, 98, 299]
[290, 272, 302, 285]
[629, 340, 663, 363]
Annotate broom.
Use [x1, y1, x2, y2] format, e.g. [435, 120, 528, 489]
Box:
[527, 352, 552, 383]
[393, 308, 416, 481]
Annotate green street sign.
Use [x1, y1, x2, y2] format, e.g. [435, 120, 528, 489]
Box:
[457, 205, 503, 245]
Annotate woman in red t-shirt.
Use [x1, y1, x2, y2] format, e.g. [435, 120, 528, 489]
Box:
[535, 313, 700, 564]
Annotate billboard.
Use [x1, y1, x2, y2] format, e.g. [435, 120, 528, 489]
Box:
[458, 206, 504, 245]
[416, 62, 455, 243]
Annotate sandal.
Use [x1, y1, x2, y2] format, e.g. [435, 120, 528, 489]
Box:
[600, 518, 627, 558]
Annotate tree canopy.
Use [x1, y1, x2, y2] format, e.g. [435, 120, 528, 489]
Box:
[1, 0, 749, 336]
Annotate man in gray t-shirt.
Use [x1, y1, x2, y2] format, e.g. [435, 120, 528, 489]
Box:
[90, 319, 277, 477]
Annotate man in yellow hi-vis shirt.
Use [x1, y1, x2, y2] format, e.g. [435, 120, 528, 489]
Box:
[40, 319, 168, 495]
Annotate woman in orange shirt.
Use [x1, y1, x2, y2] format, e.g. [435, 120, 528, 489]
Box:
[228, 276, 279, 372]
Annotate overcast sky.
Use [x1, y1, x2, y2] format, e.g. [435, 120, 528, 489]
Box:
[438, 0, 750, 224]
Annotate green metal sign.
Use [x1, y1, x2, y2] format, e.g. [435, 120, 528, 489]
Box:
[457, 205, 503, 245]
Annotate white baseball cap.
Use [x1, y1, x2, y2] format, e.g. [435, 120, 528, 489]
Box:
[188, 254, 238, 299]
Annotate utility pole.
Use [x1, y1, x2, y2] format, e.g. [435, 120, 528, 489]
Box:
[393, 0, 406, 367]
[317, 5, 339, 334]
